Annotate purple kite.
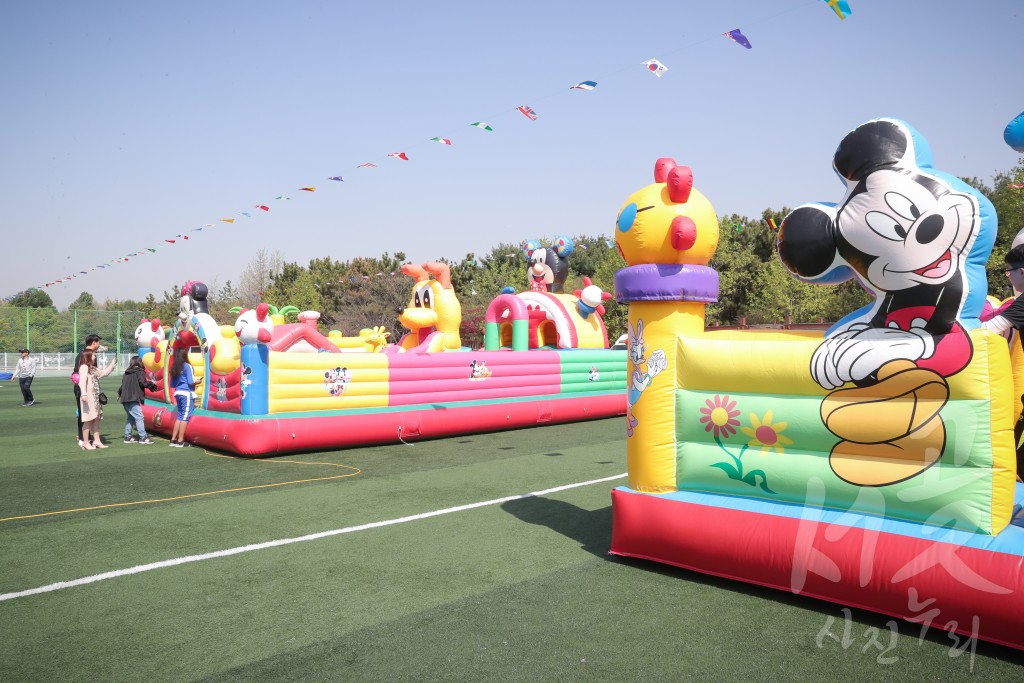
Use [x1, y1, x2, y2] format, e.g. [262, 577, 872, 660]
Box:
[724, 29, 752, 49]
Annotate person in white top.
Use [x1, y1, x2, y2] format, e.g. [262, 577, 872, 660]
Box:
[12, 348, 37, 406]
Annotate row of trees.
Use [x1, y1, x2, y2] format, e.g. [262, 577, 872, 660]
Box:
[5, 161, 1021, 352]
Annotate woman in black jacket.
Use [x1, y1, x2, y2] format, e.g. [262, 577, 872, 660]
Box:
[118, 356, 157, 444]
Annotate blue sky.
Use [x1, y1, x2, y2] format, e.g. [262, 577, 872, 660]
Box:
[2, 0, 1022, 309]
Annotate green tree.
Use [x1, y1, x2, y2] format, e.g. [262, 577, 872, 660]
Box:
[972, 160, 1024, 299]
[264, 266, 322, 318]
[68, 291, 95, 310]
[6, 289, 54, 310]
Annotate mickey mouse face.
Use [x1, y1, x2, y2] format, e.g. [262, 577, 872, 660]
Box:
[837, 169, 976, 291]
[778, 119, 982, 295]
[527, 248, 555, 288]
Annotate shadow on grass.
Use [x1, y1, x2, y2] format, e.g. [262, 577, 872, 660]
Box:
[500, 496, 1024, 664]
[500, 496, 611, 558]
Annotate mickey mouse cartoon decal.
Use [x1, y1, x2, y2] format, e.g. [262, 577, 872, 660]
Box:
[778, 118, 994, 487]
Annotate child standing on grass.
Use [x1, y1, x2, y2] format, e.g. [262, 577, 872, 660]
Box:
[118, 356, 157, 445]
[168, 345, 201, 448]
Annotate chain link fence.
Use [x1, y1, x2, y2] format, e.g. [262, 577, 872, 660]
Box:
[0, 308, 145, 376]
[1, 351, 125, 377]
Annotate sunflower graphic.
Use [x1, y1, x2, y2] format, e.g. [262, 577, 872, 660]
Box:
[741, 411, 793, 456]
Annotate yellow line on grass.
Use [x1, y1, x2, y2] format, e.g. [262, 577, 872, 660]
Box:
[0, 451, 361, 523]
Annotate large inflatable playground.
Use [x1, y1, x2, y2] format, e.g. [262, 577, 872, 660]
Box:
[608, 118, 1024, 651]
[135, 244, 626, 456]
[127, 115, 1024, 650]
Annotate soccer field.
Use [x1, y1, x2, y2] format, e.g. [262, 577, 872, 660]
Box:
[1, 378, 1021, 681]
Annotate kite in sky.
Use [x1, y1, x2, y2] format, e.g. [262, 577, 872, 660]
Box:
[724, 29, 752, 49]
[517, 106, 538, 121]
[821, 0, 852, 19]
[10, 0, 863, 300]
[641, 58, 668, 77]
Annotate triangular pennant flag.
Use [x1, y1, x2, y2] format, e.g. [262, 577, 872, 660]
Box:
[299, 186, 315, 192]
[570, 81, 598, 90]
[388, 152, 410, 160]
[255, 205, 269, 211]
[328, 176, 345, 181]
[221, 218, 235, 223]
[470, 122, 493, 131]
[430, 137, 453, 145]
[357, 162, 378, 168]
[165, 239, 176, 244]
[147, 248, 156, 253]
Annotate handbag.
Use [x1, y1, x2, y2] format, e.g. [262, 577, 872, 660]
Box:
[98, 392, 109, 405]
[71, 372, 80, 385]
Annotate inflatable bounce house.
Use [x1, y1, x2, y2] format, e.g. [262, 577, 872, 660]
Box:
[608, 120, 1024, 650]
[137, 255, 626, 455]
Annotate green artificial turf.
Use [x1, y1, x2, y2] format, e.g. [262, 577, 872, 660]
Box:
[1, 378, 1021, 681]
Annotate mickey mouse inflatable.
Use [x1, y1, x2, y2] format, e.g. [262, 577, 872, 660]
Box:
[522, 237, 574, 293]
[778, 118, 996, 487]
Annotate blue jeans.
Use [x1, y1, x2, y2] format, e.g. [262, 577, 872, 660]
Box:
[123, 401, 147, 439]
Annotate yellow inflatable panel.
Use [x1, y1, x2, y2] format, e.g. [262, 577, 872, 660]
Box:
[269, 395, 389, 413]
[627, 302, 706, 493]
[272, 368, 389, 385]
[269, 381, 390, 399]
[269, 352, 388, 371]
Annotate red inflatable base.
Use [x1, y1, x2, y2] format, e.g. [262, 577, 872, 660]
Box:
[609, 487, 1024, 651]
[142, 393, 625, 456]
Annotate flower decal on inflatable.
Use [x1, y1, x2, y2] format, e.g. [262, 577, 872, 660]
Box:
[741, 411, 792, 456]
[701, 396, 780, 494]
[699, 394, 740, 439]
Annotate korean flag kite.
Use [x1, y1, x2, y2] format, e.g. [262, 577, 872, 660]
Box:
[641, 58, 668, 77]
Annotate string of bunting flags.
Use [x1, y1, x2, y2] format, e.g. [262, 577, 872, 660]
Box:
[7, 0, 852, 302]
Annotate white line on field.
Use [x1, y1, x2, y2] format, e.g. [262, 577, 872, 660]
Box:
[0, 472, 627, 602]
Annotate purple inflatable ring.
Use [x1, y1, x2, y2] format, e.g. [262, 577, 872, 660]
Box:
[615, 264, 719, 303]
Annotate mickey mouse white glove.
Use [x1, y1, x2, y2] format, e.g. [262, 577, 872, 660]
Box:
[811, 319, 934, 390]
